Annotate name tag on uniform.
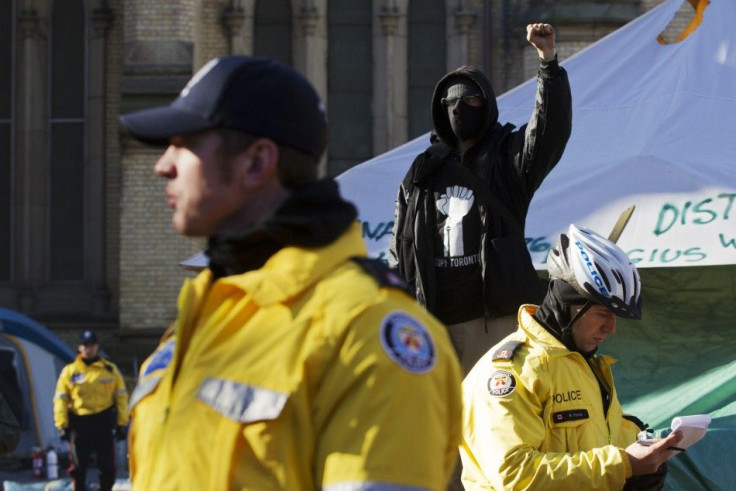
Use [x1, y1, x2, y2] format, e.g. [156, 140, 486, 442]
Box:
[553, 409, 589, 423]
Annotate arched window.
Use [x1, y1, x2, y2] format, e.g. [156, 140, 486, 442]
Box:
[254, 0, 292, 66]
[327, 0, 373, 175]
[0, 0, 14, 281]
[49, 0, 86, 281]
[408, 0, 446, 139]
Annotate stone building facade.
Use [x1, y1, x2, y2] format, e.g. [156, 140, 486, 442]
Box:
[0, 0, 698, 367]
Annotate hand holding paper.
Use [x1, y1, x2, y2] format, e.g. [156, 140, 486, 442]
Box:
[637, 414, 712, 450]
[670, 414, 711, 449]
[627, 431, 684, 476]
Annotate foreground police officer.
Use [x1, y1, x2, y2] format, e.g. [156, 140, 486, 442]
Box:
[54, 330, 128, 491]
[119, 56, 462, 490]
[460, 225, 683, 490]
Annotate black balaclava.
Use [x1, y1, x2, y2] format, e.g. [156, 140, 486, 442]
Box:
[534, 279, 598, 358]
[444, 79, 485, 143]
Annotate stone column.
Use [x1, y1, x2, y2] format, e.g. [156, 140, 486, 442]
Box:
[223, 0, 254, 55]
[15, 8, 46, 312]
[87, 5, 114, 313]
[294, 0, 328, 175]
[447, 0, 478, 70]
[373, 0, 408, 154]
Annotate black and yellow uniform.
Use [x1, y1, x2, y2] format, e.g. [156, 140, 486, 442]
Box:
[461, 306, 640, 489]
[54, 353, 128, 491]
[128, 181, 463, 490]
[119, 56, 463, 491]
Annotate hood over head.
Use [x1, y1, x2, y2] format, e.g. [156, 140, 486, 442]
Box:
[431, 66, 499, 149]
[535, 279, 600, 358]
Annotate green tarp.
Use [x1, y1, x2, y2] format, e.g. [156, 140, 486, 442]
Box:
[605, 265, 736, 490]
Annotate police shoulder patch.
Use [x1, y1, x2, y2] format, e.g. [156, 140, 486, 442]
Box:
[492, 340, 523, 361]
[487, 369, 517, 397]
[380, 311, 436, 374]
[141, 339, 176, 379]
[351, 257, 413, 296]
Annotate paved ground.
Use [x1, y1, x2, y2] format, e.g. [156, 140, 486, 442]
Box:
[0, 464, 34, 488]
[2, 441, 130, 490]
[1, 459, 129, 490]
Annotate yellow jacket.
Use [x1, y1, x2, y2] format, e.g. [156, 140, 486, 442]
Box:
[53, 355, 129, 429]
[129, 223, 462, 490]
[460, 305, 640, 490]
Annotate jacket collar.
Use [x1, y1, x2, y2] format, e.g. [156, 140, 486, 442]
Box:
[199, 221, 365, 307]
[74, 354, 106, 368]
[206, 179, 357, 279]
[519, 305, 567, 354]
[519, 305, 617, 364]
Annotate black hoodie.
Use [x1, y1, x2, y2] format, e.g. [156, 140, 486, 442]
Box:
[389, 59, 572, 320]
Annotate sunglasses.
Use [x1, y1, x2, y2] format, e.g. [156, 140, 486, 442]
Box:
[441, 94, 484, 107]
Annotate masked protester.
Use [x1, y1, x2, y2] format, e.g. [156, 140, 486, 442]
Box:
[119, 56, 462, 490]
[53, 330, 129, 491]
[460, 225, 683, 490]
[389, 23, 572, 376]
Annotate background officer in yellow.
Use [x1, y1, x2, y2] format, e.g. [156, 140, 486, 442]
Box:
[461, 225, 684, 490]
[53, 330, 128, 491]
[119, 56, 462, 490]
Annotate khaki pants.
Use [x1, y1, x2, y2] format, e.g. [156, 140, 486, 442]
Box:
[446, 315, 517, 377]
[445, 314, 517, 491]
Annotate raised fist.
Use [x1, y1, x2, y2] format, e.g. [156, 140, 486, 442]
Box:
[527, 23, 556, 61]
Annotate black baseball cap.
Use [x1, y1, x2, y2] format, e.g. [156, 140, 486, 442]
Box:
[119, 56, 328, 160]
[79, 330, 98, 344]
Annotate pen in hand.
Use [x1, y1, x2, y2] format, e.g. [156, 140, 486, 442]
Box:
[636, 439, 686, 452]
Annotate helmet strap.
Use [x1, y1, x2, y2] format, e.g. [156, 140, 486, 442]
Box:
[561, 300, 601, 357]
[561, 299, 594, 333]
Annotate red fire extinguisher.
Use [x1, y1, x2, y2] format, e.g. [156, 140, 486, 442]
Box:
[32, 446, 45, 478]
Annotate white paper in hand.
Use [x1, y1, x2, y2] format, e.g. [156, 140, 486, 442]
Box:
[670, 414, 711, 449]
[637, 414, 712, 450]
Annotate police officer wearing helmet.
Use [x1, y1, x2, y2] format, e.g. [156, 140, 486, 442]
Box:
[119, 56, 462, 490]
[53, 330, 129, 491]
[460, 225, 684, 490]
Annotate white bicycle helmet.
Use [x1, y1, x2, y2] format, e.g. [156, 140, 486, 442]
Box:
[547, 224, 642, 319]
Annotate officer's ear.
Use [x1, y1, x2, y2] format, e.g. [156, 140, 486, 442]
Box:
[233, 138, 280, 190]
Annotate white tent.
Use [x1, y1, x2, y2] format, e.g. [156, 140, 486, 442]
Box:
[336, 0, 736, 270]
[337, 2, 736, 488]
[0, 307, 74, 457]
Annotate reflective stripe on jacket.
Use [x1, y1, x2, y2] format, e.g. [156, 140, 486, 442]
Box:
[460, 305, 640, 490]
[129, 222, 462, 490]
[53, 356, 129, 429]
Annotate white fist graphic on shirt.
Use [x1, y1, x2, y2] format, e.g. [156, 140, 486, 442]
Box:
[436, 186, 474, 257]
